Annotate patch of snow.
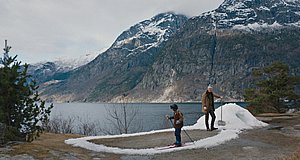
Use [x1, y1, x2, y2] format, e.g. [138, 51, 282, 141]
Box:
[124, 42, 160, 58]
[65, 103, 268, 155]
[286, 109, 296, 113]
[235, 9, 255, 16]
[287, 21, 300, 27]
[43, 80, 62, 86]
[233, 21, 283, 31]
[31, 52, 98, 73]
[226, 2, 248, 11]
[228, 17, 247, 22]
[272, 0, 289, 8]
[115, 23, 166, 49]
[257, 6, 271, 11]
[53, 52, 98, 71]
[283, 0, 300, 5]
[125, 52, 134, 57]
[114, 15, 173, 51]
[295, 11, 300, 16]
[284, 0, 300, 3]
[115, 37, 134, 49]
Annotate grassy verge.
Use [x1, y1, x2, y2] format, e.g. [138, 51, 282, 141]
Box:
[4, 132, 120, 159]
[282, 148, 300, 160]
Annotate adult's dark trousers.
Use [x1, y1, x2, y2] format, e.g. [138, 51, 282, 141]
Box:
[175, 128, 181, 144]
[205, 110, 216, 130]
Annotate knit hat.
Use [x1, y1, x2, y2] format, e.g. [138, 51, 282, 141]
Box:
[170, 104, 178, 110]
[208, 84, 213, 89]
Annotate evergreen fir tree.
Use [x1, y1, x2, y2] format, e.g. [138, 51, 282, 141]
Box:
[0, 40, 53, 142]
[245, 62, 300, 114]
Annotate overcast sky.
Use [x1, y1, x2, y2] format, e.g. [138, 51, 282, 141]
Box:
[0, 0, 224, 63]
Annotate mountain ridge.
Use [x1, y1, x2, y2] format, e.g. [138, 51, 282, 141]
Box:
[119, 0, 300, 102]
[39, 0, 300, 103]
[39, 12, 188, 102]
[28, 53, 97, 85]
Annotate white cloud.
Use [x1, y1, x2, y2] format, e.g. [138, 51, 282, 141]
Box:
[0, 0, 223, 63]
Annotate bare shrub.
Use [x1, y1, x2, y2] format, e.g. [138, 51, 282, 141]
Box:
[44, 102, 143, 136]
[100, 103, 143, 135]
[77, 116, 98, 136]
[45, 114, 75, 134]
[45, 114, 99, 136]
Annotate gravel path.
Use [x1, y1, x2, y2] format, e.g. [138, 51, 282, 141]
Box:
[90, 129, 217, 149]
[137, 113, 300, 160]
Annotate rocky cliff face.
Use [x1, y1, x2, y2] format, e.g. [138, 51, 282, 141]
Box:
[216, 0, 300, 28]
[40, 0, 300, 103]
[40, 12, 188, 102]
[124, 0, 300, 102]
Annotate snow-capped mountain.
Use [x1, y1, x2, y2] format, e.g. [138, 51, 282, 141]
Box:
[125, 0, 300, 102]
[28, 53, 97, 84]
[112, 13, 185, 54]
[40, 12, 188, 102]
[40, 0, 300, 103]
[196, 0, 300, 30]
[52, 53, 98, 71]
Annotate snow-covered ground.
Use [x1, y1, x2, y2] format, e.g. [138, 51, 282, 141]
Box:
[65, 103, 268, 155]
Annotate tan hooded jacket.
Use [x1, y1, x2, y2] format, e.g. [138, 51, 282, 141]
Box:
[202, 91, 221, 113]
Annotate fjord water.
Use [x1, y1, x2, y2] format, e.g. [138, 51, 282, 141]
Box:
[50, 102, 247, 135]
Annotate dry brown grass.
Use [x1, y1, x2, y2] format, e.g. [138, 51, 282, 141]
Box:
[6, 132, 120, 160]
[2, 113, 300, 160]
[282, 148, 300, 160]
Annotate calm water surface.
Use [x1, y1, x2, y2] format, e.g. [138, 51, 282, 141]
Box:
[50, 102, 247, 135]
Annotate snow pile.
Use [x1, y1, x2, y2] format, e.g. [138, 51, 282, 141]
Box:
[189, 103, 268, 130]
[65, 103, 268, 155]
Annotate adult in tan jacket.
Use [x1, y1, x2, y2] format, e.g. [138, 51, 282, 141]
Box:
[202, 85, 223, 131]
